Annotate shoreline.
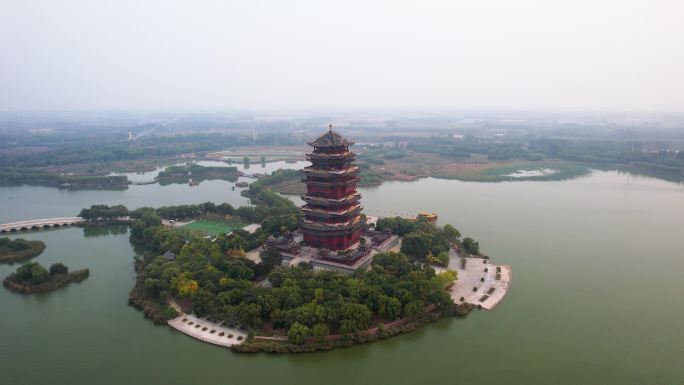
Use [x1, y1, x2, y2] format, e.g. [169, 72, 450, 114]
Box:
[168, 313, 247, 348]
[164, 257, 512, 353]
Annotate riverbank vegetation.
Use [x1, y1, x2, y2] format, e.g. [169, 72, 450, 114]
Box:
[0, 168, 129, 189]
[0, 237, 46, 263]
[406, 135, 683, 182]
[3, 262, 89, 294]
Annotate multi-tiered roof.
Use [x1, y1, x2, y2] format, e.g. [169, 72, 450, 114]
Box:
[301, 125, 366, 251]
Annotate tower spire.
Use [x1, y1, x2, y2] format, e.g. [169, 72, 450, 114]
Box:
[329, 123, 333, 132]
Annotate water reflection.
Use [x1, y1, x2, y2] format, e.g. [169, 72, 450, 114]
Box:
[82, 224, 128, 238]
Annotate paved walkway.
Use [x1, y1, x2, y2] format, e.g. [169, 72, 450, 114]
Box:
[446, 251, 512, 310]
[166, 298, 246, 347]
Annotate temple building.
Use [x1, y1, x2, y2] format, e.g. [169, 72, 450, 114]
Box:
[265, 125, 399, 273]
[301, 125, 366, 250]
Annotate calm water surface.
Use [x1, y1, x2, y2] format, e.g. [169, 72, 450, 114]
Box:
[1, 170, 683, 385]
[1, 160, 309, 223]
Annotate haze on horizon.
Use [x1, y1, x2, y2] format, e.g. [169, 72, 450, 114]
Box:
[1, 0, 683, 113]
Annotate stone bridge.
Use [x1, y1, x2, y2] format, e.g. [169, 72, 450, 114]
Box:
[0, 217, 86, 233]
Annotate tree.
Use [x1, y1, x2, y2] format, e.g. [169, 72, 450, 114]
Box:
[462, 237, 480, 255]
[49, 263, 69, 275]
[442, 224, 461, 243]
[30, 264, 49, 284]
[259, 247, 282, 273]
[379, 296, 402, 320]
[16, 263, 36, 281]
[427, 251, 449, 267]
[401, 231, 432, 260]
[339, 319, 356, 340]
[312, 323, 329, 342]
[288, 322, 309, 344]
[178, 279, 199, 297]
[403, 300, 425, 319]
[238, 303, 263, 329]
[377, 322, 386, 337]
[433, 270, 457, 288]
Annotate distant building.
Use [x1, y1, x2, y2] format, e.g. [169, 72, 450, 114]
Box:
[163, 250, 176, 261]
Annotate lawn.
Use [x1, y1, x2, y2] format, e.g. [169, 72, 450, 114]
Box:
[181, 219, 245, 236]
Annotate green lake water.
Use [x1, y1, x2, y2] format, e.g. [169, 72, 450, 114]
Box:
[1, 170, 683, 385]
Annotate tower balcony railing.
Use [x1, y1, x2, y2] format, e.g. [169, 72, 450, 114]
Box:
[301, 217, 366, 233]
[301, 176, 360, 187]
[301, 193, 362, 205]
[301, 204, 363, 218]
[302, 165, 360, 176]
[306, 152, 356, 161]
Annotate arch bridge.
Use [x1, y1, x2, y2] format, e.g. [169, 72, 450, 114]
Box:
[0, 217, 86, 233]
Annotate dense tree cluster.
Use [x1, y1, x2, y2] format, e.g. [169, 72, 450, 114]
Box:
[461, 237, 480, 255]
[376, 216, 469, 260]
[0, 237, 32, 251]
[79, 204, 129, 221]
[13, 262, 70, 284]
[141, 249, 455, 342]
[156, 164, 240, 185]
[0, 237, 46, 263]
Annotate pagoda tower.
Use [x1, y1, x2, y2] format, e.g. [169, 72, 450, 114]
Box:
[301, 125, 366, 251]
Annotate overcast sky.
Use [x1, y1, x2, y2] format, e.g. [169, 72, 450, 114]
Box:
[1, 0, 683, 112]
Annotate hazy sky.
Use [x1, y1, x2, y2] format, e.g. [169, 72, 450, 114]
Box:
[1, 0, 683, 112]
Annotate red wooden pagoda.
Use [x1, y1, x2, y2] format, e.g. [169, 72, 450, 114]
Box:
[301, 125, 366, 250]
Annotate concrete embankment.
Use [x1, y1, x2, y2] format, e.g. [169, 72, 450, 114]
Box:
[167, 313, 247, 348]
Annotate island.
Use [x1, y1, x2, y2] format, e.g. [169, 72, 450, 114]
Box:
[0, 237, 46, 263]
[72, 128, 512, 353]
[155, 164, 241, 185]
[3, 262, 90, 294]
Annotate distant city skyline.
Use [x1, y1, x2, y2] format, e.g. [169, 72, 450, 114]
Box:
[1, 0, 683, 112]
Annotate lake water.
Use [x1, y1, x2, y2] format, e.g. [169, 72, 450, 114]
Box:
[2, 160, 309, 223]
[1, 169, 683, 385]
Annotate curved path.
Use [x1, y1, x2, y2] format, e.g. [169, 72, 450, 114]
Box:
[0, 217, 85, 233]
[168, 314, 247, 348]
